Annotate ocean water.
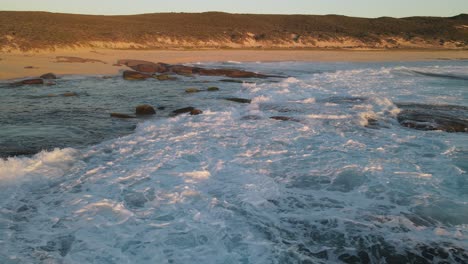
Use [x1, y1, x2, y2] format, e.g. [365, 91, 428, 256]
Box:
[0, 61, 467, 263]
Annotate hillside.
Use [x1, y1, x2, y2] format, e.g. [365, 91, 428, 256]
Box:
[1, 12, 467, 51]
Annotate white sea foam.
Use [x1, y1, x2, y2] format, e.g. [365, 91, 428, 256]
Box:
[1, 61, 467, 263]
[0, 148, 80, 182]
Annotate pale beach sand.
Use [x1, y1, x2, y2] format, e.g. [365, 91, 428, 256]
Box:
[1, 49, 467, 80]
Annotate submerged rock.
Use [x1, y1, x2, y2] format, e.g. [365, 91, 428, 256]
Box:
[225, 98, 252, 104]
[396, 103, 468, 133]
[220, 79, 244, 83]
[185, 88, 201, 93]
[110, 113, 136, 119]
[155, 74, 177, 81]
[40, 73, 57, 79]
[329, 169, 367, 192]
[135, 104, 156, 115]
[62, 92, 78, 97]
[123, 70, 152, 80]
[207, 86, 220, 91]
[39, 234, 75, 257]
[241, 115, 262, 120]
[12, 78, 44, 86]
[198, 68, 266, 78]
[270, 116, 300, 122]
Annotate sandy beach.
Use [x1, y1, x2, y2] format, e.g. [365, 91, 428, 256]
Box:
[1, 49, 467, 80]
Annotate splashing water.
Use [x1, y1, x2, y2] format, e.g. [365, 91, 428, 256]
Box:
[1, 61, 467, 263]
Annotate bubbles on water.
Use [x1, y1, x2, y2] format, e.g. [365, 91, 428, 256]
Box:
[1, 61, 468, 263]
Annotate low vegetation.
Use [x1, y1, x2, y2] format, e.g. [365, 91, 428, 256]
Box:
[0, 12, 467, 51]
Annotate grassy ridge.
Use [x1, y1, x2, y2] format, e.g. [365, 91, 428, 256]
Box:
[1, 11, 467, 50]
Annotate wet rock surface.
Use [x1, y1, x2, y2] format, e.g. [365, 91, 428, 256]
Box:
[12, 78, 44, 86]
[118, 59, 276, 79]
[135, 104, 156, 115]
[396, 103, 468, 132]
[40, 73, 57, 79]
[123, 70, 152, 80]
[172, 107, 195, 115]
[225, 97, 252, 104]
[190, 109, 203, 115]
[269, 116, 300, 122]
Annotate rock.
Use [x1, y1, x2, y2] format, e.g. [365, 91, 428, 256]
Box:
[40, 73, 57, 79]
[118, 60, 170, 73]
[131, 63, 170, 73]
[198, 68, 266, 78]
[110, 113, 136, 118]
[124, 192, 147, 208]
[396, 103, 468, 133]
[155, 74, 177, 81]
[241, 115, 262, 120]
[24, 66, 35, 69]
[225, 98, 252, 104]
[135, 104, 156, 115]
[123, 70, 152, 80]
[113, 63, 123, 66]
[62, 92, 78, 97]
[169, 65, 199, 75]
[270, 116, 300, 122]
[172, 107, 195, 115]
[185, 88, 201, 93]
[12, 78, 44, 86]
[207, 86, 220, 91]
[220, 79, 244, 83]
[190, 109, 203, 115]
[117, 60, 275, 78]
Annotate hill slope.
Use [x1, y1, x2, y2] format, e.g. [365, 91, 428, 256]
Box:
[1, 12, 467, 51]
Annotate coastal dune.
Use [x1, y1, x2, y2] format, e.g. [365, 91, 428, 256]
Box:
[1, 11, 468, 80]
[0, 11, 467, 52]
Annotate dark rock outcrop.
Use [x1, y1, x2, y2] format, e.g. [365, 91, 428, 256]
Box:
[270, 116, 300, 122]
[155, 74, 177, 81]
[169, 65, 197, 75]
[123, 70, 152, 80]
[40, 73, 57, 79]
[225, 98, 252, 104]
[135, 104, 156, 115]
[396, 103, 468, 133]
[12, 78, 44, 86]
[172, 107, 195, 115]
[119, 59, 273, 78]
[185, 88, 201, 93]
[207, 87, 220, 91]
[190, 109, 203, 115]
[134, 63, 170, 73]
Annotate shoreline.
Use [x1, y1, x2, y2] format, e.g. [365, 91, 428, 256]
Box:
[1, 49, 467, 80]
